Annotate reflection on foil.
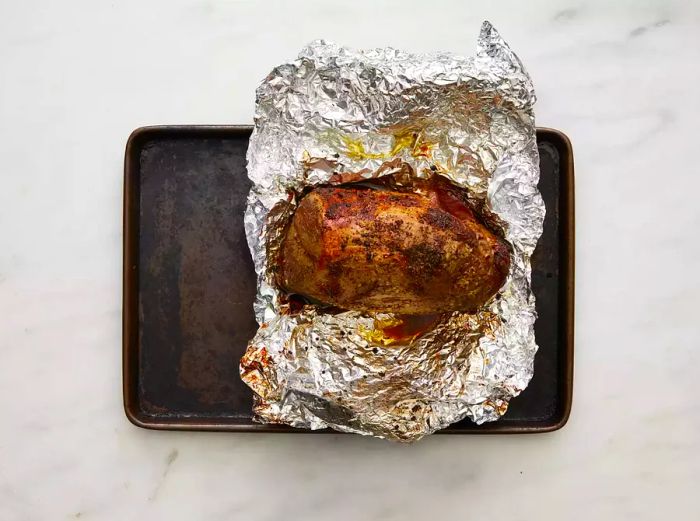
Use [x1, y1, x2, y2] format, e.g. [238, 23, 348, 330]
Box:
[240, 21, 545, 441]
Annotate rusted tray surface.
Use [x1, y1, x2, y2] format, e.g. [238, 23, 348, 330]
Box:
[123, 125, 574, 433]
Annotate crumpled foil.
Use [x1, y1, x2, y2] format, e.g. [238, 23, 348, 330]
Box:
[240, 21, 545, 441]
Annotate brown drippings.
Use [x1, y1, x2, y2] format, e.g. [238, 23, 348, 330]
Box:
[381, 314, 441, 341]
[360, 314, 442, 346]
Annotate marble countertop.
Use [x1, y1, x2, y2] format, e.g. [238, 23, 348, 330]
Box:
[1, 1, 698, 519]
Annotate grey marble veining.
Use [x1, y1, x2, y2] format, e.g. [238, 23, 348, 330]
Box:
[1, 1, 699, 519]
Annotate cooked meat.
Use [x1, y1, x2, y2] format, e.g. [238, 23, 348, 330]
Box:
[279, 175, 510, 315]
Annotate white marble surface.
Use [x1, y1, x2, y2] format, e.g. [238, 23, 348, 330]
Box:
[1, 0, 699, 519]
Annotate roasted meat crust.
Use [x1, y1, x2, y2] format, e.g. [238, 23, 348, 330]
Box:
[279, 175, 510, 315]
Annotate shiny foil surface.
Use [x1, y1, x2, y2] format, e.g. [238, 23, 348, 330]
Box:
[240, 22, 545, 441]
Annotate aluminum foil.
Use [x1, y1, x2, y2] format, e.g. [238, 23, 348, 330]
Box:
[240, 21, 545, 441]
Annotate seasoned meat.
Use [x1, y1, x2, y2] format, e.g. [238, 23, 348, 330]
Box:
[279, 175, 510, 315]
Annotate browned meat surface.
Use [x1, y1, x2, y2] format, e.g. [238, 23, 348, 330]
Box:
[279, 175, 510, 315]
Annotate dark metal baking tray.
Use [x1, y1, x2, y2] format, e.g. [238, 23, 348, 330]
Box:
[123, 125, 574, 434]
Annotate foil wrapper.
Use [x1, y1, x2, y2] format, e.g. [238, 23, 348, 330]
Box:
[240, 21, 545, 441]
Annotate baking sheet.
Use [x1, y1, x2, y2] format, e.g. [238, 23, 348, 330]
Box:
[122, 125, 574, 433]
